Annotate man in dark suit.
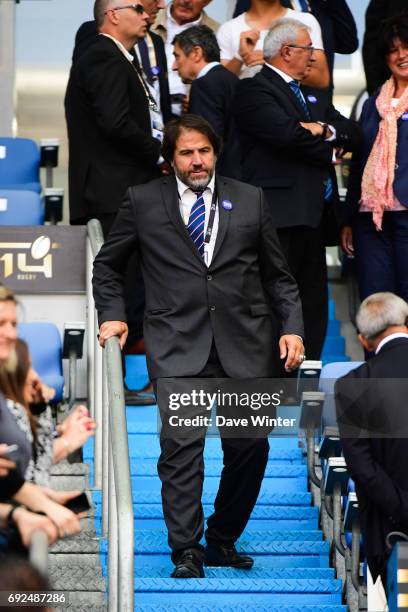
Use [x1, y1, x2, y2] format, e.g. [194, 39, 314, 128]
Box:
[234, 18, 361, 360]
[172, 25, 240, 179]
[65, 0, 163, 231]
[363, 0, 407, 95]
[93, 114, 304, 577]
[335, 292, 408, 592]
[233, 0, 358, 90]
[71, 1, 172, 124]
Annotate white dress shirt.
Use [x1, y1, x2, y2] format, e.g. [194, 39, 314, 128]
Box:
[375, 332, 408, 354]
[176, 174, 218, 267]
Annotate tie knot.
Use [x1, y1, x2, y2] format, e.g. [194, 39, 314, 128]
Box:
[192, 190, 203, 199]
[289, 80, 300, 91]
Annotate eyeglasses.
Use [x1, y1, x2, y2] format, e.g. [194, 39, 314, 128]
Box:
[287, 44, 315, 54]
[105, 4, 146, 15]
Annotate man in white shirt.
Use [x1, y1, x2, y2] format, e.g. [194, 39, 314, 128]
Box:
[151, 1, 219, 114]
[93, 114, 304, 578]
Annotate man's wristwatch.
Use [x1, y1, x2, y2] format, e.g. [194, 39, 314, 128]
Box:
[317, 121, 330, 140]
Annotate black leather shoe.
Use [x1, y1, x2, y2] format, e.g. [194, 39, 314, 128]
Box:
[171, 549, 204, 578]
[124, 389, 156, 406]
[205, 544, 254, 569]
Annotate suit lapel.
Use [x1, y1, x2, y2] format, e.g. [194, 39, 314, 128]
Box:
[160, 177, 206, 266]
[210, 176, 231, 266]
[259, 66, 311, 120]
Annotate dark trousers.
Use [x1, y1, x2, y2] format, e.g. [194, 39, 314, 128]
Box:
[353, 211, 408, 302]
[277, 225, 328, 360]
[155, 345, 269, 562]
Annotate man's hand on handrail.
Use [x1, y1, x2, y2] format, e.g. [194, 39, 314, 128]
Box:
[98, 321, 128, 349]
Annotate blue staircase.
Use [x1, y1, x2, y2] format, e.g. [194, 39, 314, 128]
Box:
[84, 296, 348, 610]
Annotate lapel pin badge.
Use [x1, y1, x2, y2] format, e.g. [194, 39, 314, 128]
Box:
[401, 112, 408, 121]
[307, 95, 317, 104]
[221, 200, 233, 211]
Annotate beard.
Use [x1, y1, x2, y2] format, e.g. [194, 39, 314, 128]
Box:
[174, 164, 215, 191]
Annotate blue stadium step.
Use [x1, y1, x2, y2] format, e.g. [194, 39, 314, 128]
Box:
[132, 606, 346, 612]
[134, 583, 342, 606]
[101, 539, 329, 556]
[116, 552, 331, 571]
[134, 566, 335, 580]
[84, 438, 304, 462]
[91, 490, 312, 506]
[322, 336, 345, 354]
[126, 474, 306, 494]
[126, 458, 307, 478]
[326, 319, 340, 336]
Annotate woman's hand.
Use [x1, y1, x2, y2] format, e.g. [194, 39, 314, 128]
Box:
[56, 406, 96, 459]
[13, 506, 58, 546]
[341, 226, 354, 257]
[41, 499, 82, 539]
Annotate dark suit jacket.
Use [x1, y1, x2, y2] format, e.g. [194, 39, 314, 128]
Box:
[233, 0, 358, 81]
[234, 66, 361, 229]
[335, 337, 408, 581]
[65, 35, 161, 223]
[71, 21, 172, 123]
[343, 94, 408, 227]
[363, 0, 407, 95]
[188, 64, 241, 179]
[93, 175, 303, 379]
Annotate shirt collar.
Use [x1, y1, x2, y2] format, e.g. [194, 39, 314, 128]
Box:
[99, 33, 134, 62]
[176, 173, 215, 199]
[375, 332, 408, 354]
[197, 62, 220, 79]
[265, 62, 297, 85]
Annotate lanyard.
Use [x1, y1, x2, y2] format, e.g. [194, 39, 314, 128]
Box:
[130, 61, 159, 111]
[204, 188, 217, 246]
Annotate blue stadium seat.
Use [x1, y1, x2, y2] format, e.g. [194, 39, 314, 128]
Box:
[319, 361, 364, 427]
[0, 190, 44, 225]
[0, 138, 41, 193]
[18, 322, 64, 402]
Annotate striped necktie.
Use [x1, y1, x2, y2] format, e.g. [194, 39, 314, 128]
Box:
[187, 191, 206, 258]
[289, 80, 311, 119]
[298, 0, 310, 12]
[289, 81, 333, 202]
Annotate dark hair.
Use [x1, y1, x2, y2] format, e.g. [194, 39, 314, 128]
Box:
[381, 12, 408, 56]
[172, 25, 221, 62]
[94, 0, 110, 30]
[162, 114, 221, 163]
[0, 338, 37, 438]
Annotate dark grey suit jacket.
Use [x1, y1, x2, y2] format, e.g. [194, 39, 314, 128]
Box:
[335, 338, 408, 581]
[93, 175, 303, 379]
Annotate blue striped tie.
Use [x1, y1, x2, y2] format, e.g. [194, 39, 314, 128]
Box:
[289, 80, 333, 202]
[298, 0, 310, 12]
[187, 191, 206, 258]
[289, 80, 311, 119]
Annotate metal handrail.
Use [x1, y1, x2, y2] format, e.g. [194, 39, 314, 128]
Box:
[87, 219, 134, 611]
[29, 529, 48, 577]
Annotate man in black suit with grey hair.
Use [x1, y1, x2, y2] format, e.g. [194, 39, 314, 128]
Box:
[336, 292, 408, 591]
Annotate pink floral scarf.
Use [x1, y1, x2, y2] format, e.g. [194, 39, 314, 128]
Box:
[360, 77, 408, 230]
